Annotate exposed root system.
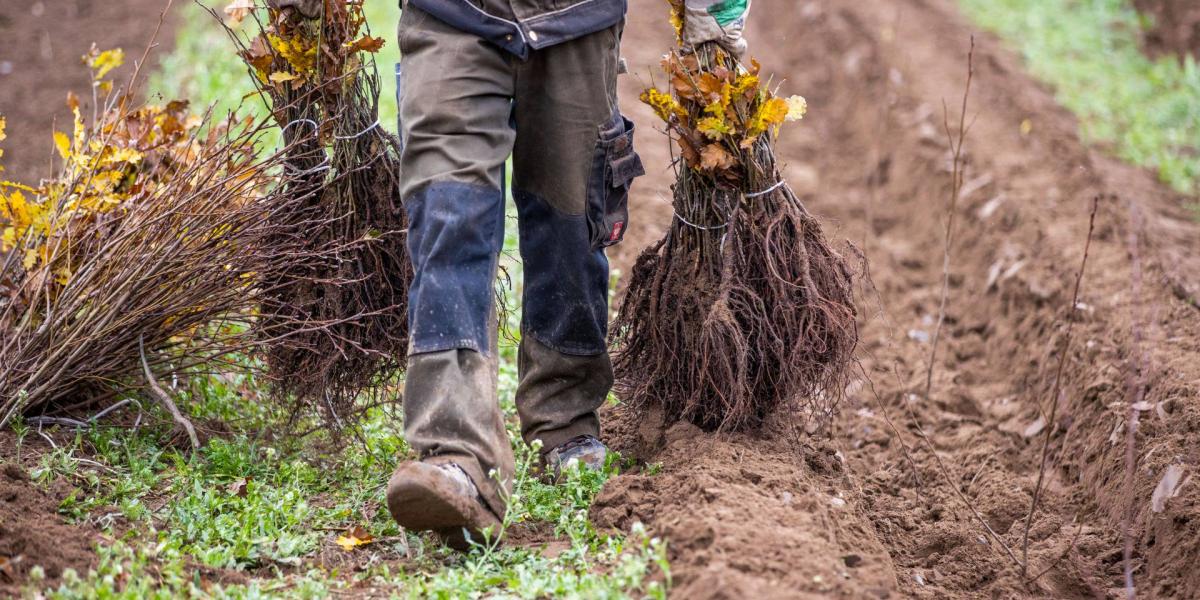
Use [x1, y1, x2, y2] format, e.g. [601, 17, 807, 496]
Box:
[226, 3, 412, 423]
[613, 43, 858, 431]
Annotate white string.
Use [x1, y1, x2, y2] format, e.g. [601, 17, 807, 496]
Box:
[282, 118, 319, 139]
[744, 179, 787, 198]
[670, 179, 790, 231]
[334, 119, 380, 140]
[673, 211, 729, 231]
[281, 119, 329, 175]
[285, 156, 331, 176]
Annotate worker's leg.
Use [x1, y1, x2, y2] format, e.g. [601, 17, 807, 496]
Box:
[395, 5, 515, 522]
[511, 22, 643, 458]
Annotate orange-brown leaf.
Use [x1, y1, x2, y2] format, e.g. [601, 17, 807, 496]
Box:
[346, 35, 386, 54]
[677, 133, 702, 168]
[697, 72, 724, 102]
[700, 144, 736, 171]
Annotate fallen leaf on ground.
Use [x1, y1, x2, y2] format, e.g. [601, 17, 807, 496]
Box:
[1151, 464, 1188, 513]
[227, 477, 251, 497]
[1023, 415, 1046, 438]
[335, 525, 375, 551]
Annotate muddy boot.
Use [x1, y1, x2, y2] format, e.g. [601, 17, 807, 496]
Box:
[543, 434, 609, 479]
[386, 461, 502, 551]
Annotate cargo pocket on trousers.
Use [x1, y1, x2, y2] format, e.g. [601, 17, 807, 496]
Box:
[587, 113, 645, 250]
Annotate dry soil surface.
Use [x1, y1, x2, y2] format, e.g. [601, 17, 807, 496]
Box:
[0, 0, 176, 593]
[3, 1, 1200, 598]
[1135, 0, 1200, 59]
[598, 0, 1200, 598]
[0, 0, 176, 185]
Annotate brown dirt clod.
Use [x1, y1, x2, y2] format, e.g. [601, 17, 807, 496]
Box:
[0, 463, 98, 595]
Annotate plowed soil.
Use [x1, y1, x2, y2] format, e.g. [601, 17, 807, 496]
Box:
[0, 462, 99, 596]
[599, 0, 1200, 598]
[0, 0, 175, 593]
[0, 0, 175, 185]
[1134, 0, 1200, 59]
[3, 0, 1200, 598]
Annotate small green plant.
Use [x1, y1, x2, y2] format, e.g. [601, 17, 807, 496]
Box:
[10, 413, 28, 462]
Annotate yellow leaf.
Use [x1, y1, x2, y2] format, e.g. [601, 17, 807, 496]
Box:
[86, 48, 125, 80]
[54, 265, 72, 285]
[0, 115, 6, 143]
[268, 71, 300, 83]
[268, 33, 317, 74]
[696, 116, 732, 140]
[640, 88, 686, 123]
[1, 180, 38, 193]
[107, 147, 144, 165]
[23, 248, 38, 270]
[731, 73, 759, 97]
[747, 97, 790, 138]
[784, 95, 808, 122]
[758, 97, 789, 126]
[668, 0, 684, 43]
[334, 525, 375, 551]
[53, 132, 72, 160]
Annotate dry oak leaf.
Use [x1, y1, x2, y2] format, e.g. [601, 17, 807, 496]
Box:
[676, 133, 702, 167]
[345, 35, 386, 54]
[700, 144, 736, 171]
[335, 525, 376, 551]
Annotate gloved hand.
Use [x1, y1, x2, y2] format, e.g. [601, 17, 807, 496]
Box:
[683, 0, 751, 56]
[267, 0, 322, 19]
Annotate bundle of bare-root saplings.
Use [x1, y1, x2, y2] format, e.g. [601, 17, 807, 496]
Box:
[613, 34, 858, 432]
[224, 1, 411, 426]
[0, 48, 324, 437]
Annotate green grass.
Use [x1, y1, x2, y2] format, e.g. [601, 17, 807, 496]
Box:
[958, 0, 1200, 196]
[14, 3, 668, 598]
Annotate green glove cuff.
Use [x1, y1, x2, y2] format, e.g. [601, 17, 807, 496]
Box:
[706, 0, 749, 26]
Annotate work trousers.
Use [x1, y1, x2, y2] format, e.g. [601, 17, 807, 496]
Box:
[396, 4, 643, 518]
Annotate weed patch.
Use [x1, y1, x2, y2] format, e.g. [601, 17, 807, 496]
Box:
[959, 0, 1200, 196]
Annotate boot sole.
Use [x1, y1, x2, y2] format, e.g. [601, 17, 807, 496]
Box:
[386, 462, 501, 551]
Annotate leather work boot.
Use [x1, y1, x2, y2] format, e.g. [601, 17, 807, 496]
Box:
[544, 435, 609, 479]
[386, 461, 502, 551]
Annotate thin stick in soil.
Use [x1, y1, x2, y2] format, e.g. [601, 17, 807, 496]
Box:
[908, 37, 1025, 571]
[1122, 196, 1151, 600]
[1021, 195, 1099, 579]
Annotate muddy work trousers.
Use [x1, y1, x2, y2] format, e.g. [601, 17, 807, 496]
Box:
[396, 6, 643, 519]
